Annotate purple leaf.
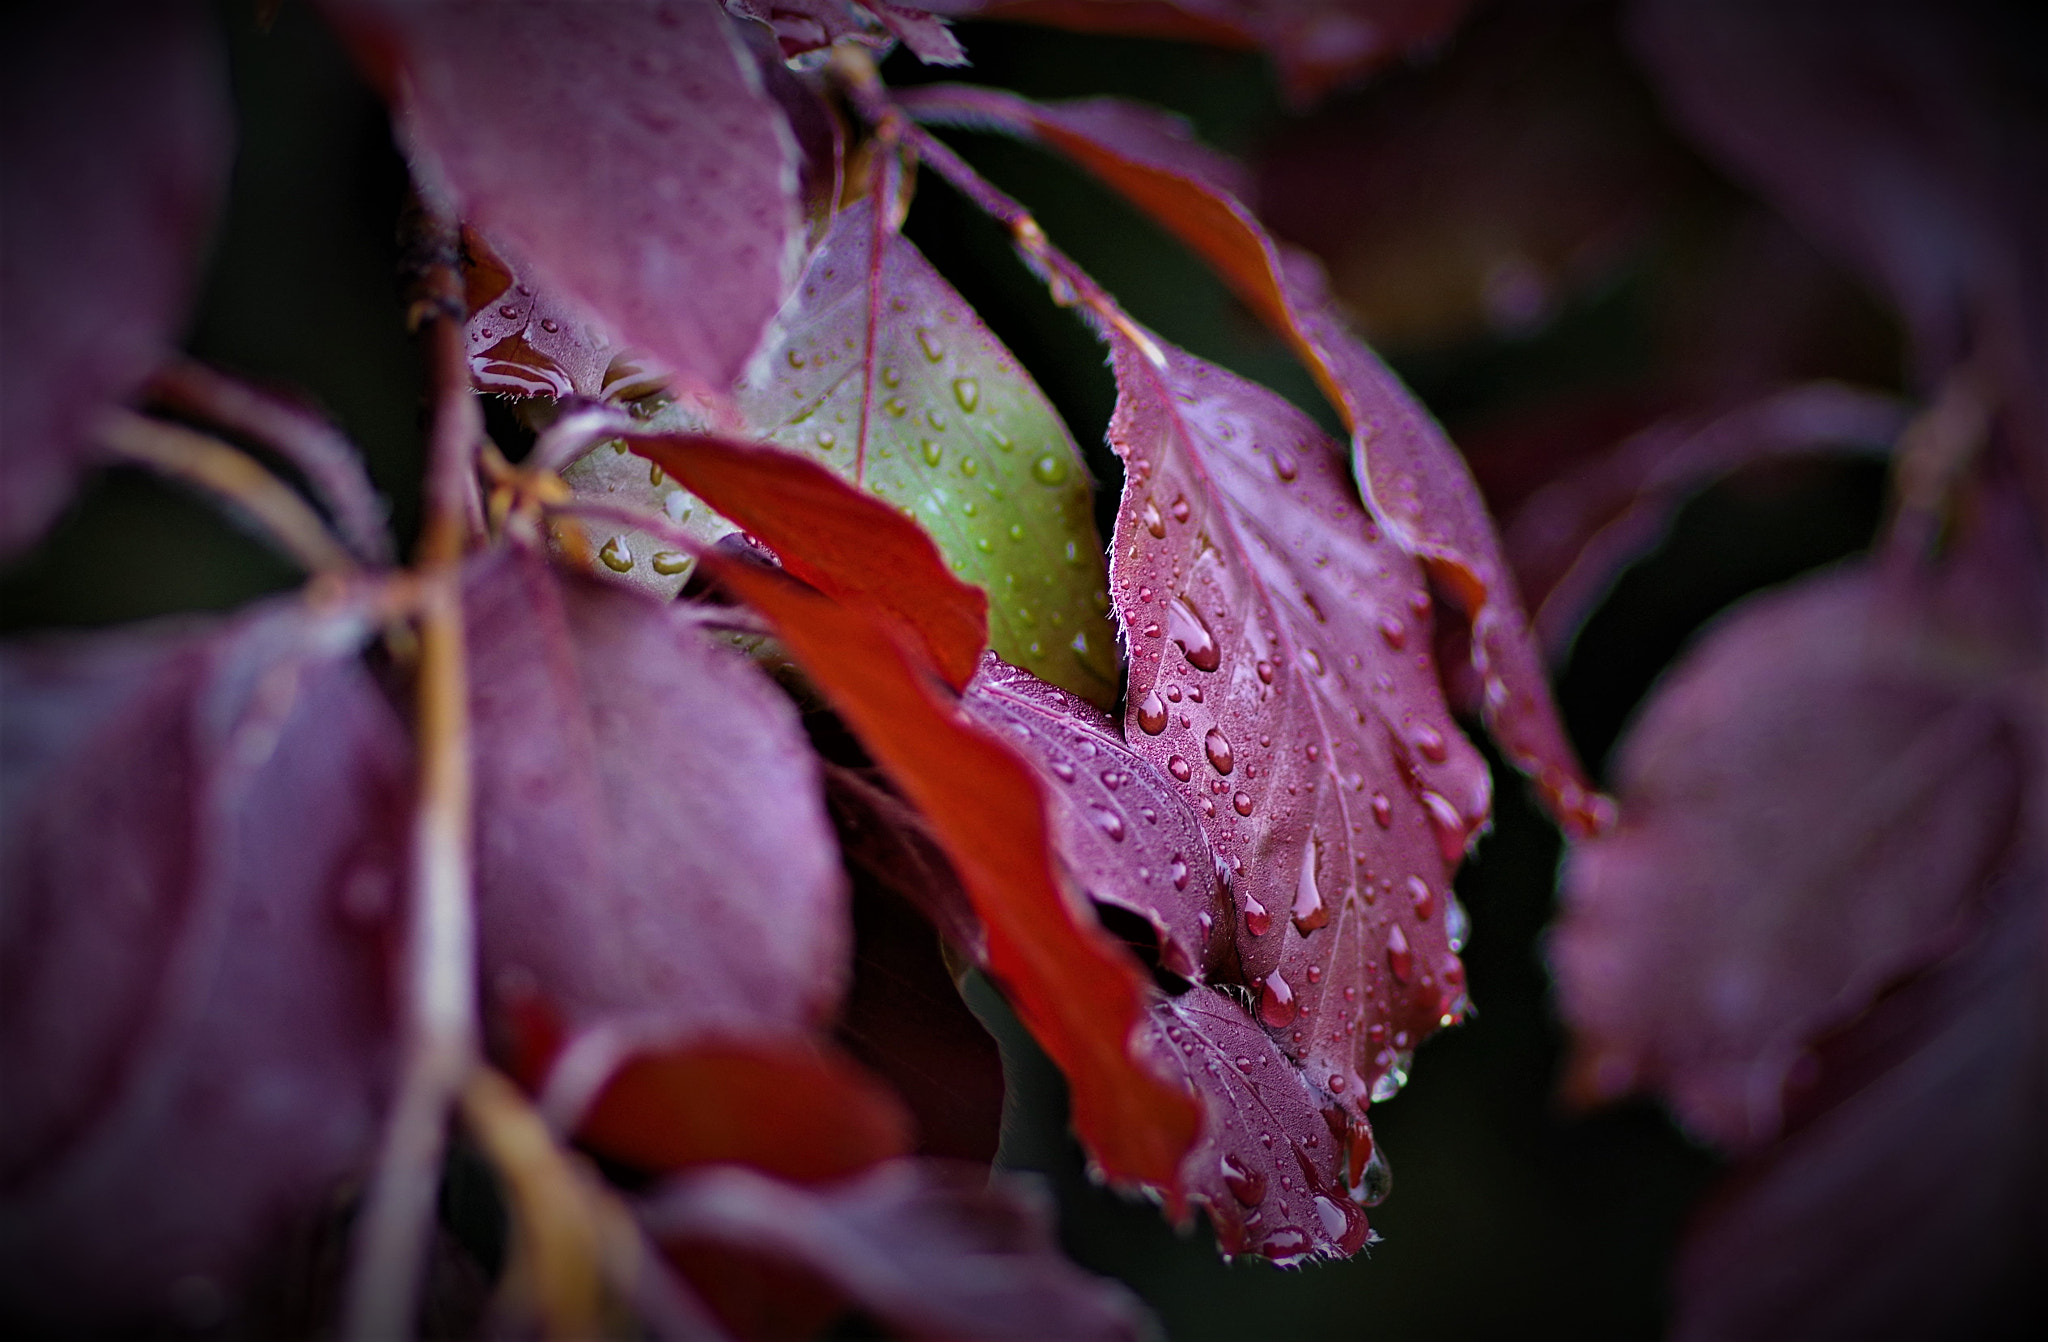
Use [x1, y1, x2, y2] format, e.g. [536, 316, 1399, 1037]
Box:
[0, 600, 405, 1328]
[1551, 509, 2037, 1148]
[330, 0, 803, 394]
[0, 0, 231, 556]
[640, 1159, 1150, 1341]
[460, 228, 620, 400]
[466, 546, 848, 1045]
[1672, 857, 2044, 1339]
[1105, 329, 1488, 1124]
[965, 653, 1233, 982]
[1143, 986, 1373, 1264]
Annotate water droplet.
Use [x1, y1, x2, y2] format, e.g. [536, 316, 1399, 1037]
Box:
[1221, 1154, 1266, 1207]
[1050, 760, 1076, 783]
[816, 431, 835, 449]
[1171, 495, 1191, 523]
[883, 397, 908, 417]
[1445, 896, 1470, 952]
[1243, 895, 1271, 937]
[1143, 501, 1166, 538]
[539, 317, 560, 334]
[1406, 875, 1436, 922]
[1161, 758, 1191, 787]
[1165, 598, 1221, 672]
[1271, 450, 1299, 482]
[1203, 728, 1234, 774]
[1303, 647, 1325, 675]
[1258, 969, 1298, 1027]
[1293, 840, 1328, 933]
[1090, 804, 1126, 842]
[1172, 857, 1191, 890]
[1233, 791, 1254, 815]
[1201, 797, 1215, 817]
[917, 328, 945, 362]
[1130, 689, 1169, 737]
[785, 347, 806, 369]
[1414, 724, 1448, 762]
[880, 365, 901, 387]
[664, 492, 691, 523]
[1378, 613, 1406, 649]
[1143, 622, 1162, 639]
[953, 376, 979, 411]
[1419, 790, 1466, 864]
[1350, 1140, 1392, 1206]
[599, 536, 634, 572]
[1164, 684, 1182, 702]
[650, 550, 690, 575]
[1386, 924, 1414, 982]
[1441, 955, 1466, 989]
[1314, 1195, 1349, 1241]
[1306, 743, 1320, 762]
[1100, 769, 1125, 791]
[1370, 792, 1393, 828]
[1328, 1073, 1347, 1092]
[1256, 660, 1274, 684]
[497, 304, 519, 319]
[1032, 453, 1069, 485]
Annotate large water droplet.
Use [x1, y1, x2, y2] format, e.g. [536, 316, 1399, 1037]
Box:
[650, 551, 690, 575]
[1271, 450, 1299, 482]
[1370, 792, 1393, 828]
[1233, 791, 1254, 815]
[1419, 790, 1465, 864]
[1386, 923, 1415, 982]
[1033, 453, 1069, 485]
[1171, 857, 1190, 890]
[1220, 1153, 1266, 1207]
[880, 365, 901, 388]
[1414, 724, 1448, 762]
[1090, 804, 1127, 842]
[1168, 598, 1221, 672]
[1203, 728, 1234, 775]
[1445, 895, 1470, 952]
[1136, 690, 1169, 735]
[1350, 1138, 1392, 1206]
[1315, 1195, 1350, 1241]
[917, 328, 945, 362]
[1256, 660, 1274, 684]
[1293, 839, 1329, 933]
[1243, 895, 1271, 938]
[953, 377, 978, 411]
[1406, 875, 1436, 922]
[921, 439, 943, 467]
[1378, 613, 1406, 650]
[1167, 755, 1192, 783]
[1143, 501, 1166, 538]
[599, 536, 634, 572]
[1258, 969, 1298, 1027]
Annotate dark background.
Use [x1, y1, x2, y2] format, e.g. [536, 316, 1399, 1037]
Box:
[0, 3, 1901, 1336]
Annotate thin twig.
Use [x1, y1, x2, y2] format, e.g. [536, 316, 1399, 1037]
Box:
[342, 244, 484, 1341]
[148, 357, 395, 564]
[97, 408, 359, 575]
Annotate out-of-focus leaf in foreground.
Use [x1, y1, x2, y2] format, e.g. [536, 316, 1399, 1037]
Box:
[328, 0, 801, 395]
[737, 198, 1119, 707]
[0, 0, 230, 557]
[0, 600, 404, 1328]
[640, 1160, 1149, 1342]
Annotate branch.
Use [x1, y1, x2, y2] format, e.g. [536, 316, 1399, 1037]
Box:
[342, 229, 484, 1341]
[96, 408, 359, 575]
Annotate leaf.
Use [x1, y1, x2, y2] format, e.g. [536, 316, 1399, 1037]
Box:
[1550, 507, 2037, 1148]
[1502, 384, 1907, 658]
[964, 653, 1233, 981]
[734, 196, 1119, 707]
[329, 0, 802, 394]
[625, 430, 990, 690]
[0, 599, 405, 1328]
[723, 1, 965, 65]
[948, 0, 1472, 102]
[1668, 858, 2044, 1341]
[466, 546, 849, 1045]
[460, 227, 621, 400]
[901, 86, 1609, 832]
[1143, 986, 1373, 1264]
[1105, 328, 1487, 1119]
[0, 0, 230, 557]
[639, 1159, 1150, 1342]
[705, 555, 1200, 1196]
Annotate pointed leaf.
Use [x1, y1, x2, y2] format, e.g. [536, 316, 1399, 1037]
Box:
[706, 557, 1199, 1195]
[640, 1160, 1149, 1342]
[965, 654, 1233, 981]
[0, 0, 230, 556]
[1105, 330, 1487, 1118]
[0, 600, 404, 1328]
[901, 86, 1607, 831]
[466, 547, 849, 1043]
[1143, 986, 1372, 1264]
[735, 197, 1118, 706]
[329, 0, 801, 393]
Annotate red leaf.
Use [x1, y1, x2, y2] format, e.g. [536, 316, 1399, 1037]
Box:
[901, 85, 1608, 833]
[466, 547, 849, 1044]
[329, 0, 802, 394]
[626, 431, 990, 690]
[640, 1159, 1150, 1341]
[1551, 506, 2038, 1148]
[1143, 986, 1373, 1264]
[0, 0, 230, 556]
[0, 600, 404, 1328]
[1106, 329, 1486, 1119]
[706, 557, 1200, 1197]
[1672, 858, 2044, 1339]
[946, 1, 1471, 102]
[965, 653, 1234, 982]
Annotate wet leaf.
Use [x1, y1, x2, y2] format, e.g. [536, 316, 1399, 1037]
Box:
[0, 0, 230, 556]
[735, 197, 1119, 707]
[1551, 504, 2037, 1148]
[329, 0, 802, 394]
[466, 546, 849, 1045]
[902, 86, 1607, 832]
[965, 653, 1233, 981]
[460, 227, 620, 400]
[0, 599, 404, 1328]
[1105, 329, 1488, 1123]
[1142, 986, 1372, 1264]
[705, 556, 1200, 1196]
[640, 1159, 1150, 1341]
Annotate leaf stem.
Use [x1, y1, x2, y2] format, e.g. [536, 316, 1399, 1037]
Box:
[342, 256, 483, 1341]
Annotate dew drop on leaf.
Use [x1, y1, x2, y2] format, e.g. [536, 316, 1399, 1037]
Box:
[1168, 597, 1221, 672]
[1386, 923, 1415, 983]
[1406, 875, 1436, 921]
[1166, 754, 1192, 782]
[1258, 968, 1298, 1027]
[1203, 728, 1234, 775]
[1244, 894, 1272, 937]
